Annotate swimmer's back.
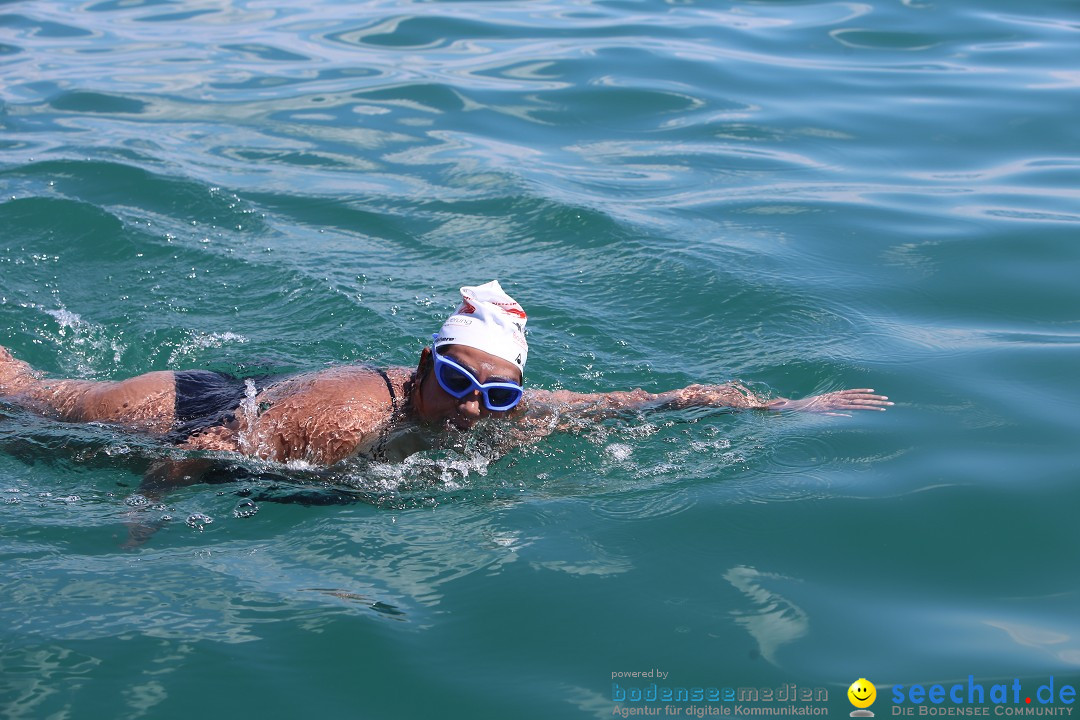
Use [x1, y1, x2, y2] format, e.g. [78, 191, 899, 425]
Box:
[234, 365, 405, 465]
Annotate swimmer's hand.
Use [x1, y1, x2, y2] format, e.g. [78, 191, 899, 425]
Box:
[766, 389, 893, 417]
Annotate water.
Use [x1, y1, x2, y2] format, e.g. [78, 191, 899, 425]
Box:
[2, 0, 1079, 717]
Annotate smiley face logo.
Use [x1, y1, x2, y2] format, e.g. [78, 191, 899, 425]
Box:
[848, 679, 876, 716]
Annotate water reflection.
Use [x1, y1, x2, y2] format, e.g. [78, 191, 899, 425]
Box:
[725, 565, 809, 666]
[984, 618, 1080, 667]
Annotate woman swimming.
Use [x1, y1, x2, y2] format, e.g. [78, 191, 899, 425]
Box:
[0, 281, 892, 467]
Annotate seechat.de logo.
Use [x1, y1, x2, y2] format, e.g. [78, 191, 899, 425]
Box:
[849, 678, 878, 717]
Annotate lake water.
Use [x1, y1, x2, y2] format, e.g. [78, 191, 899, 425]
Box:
[2, 0, 1079, 718]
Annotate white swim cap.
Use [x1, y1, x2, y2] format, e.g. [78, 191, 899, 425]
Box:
[434, 280, 528, 373]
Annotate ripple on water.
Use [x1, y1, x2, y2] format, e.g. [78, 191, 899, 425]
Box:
[0, 14, 95, 40]
[589, 488, 696, 522]
[48, 91, 148, 115]
[829, 29, 942, 51]
[218, 42, 311, 63]
[760, 432, 835, 477]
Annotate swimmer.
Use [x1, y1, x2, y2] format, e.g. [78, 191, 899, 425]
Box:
[0, 280, 892, 469]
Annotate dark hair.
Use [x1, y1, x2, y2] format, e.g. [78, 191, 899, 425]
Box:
[403, 348, 433, 411]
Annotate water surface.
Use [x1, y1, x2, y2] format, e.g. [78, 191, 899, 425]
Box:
[2, 0, 1079, 717]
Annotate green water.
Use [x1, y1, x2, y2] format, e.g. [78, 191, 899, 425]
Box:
[2, 0, 1079, 718]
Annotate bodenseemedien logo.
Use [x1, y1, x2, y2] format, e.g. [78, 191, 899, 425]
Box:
[849, 678, 877, 717]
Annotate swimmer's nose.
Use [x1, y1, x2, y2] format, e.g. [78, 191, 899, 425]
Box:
[458, 392, 483, 418]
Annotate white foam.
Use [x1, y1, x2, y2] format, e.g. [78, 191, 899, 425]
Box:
[167, 330, 248, 366]
[43, 308, 84, 328]
[236, 379, 259, 456]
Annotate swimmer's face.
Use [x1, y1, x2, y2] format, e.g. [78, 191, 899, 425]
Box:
[848, 679, 876, 709]
[415, 345, 523, 431]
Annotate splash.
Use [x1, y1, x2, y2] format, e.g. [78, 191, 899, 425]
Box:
[235, 378, 260, 457]
[38, 305, 127, 374]
[166, 330, 248, 366]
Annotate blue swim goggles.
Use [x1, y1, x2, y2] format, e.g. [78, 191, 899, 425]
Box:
[431, 336, 523, 412]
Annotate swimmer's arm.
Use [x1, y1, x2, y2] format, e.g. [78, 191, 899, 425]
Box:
[520, 385, 891, 421]
[521, 383, 768, 420]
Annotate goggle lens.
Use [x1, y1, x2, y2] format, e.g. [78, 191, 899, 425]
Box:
[486, 387, 521, 408]
[438, 365, 474, 394]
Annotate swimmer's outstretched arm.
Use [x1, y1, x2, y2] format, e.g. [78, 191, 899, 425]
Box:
[521, 384, 892, 421]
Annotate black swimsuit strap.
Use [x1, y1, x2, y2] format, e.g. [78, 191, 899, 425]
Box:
[367, 368, 401, 462]
[375, 367, 398, 412]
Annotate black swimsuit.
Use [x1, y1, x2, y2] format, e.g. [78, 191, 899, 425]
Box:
[168, 370, 277, 444]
